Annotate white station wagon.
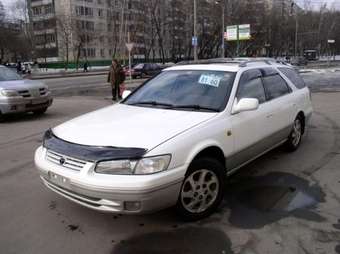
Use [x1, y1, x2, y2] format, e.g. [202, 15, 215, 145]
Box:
[35, 59, 312, 220]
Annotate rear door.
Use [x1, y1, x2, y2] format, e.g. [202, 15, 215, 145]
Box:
[229, 69, 269, 169]
[260, 68, 296, 146]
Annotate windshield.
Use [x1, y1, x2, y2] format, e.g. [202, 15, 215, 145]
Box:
[0, 67, 22, 81]
[124, 70, 236, 112]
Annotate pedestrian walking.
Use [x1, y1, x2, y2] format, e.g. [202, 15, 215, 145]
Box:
[83, 61, 88, 72]
[16, 61, 22, 74]
[107, 59, 125, 101]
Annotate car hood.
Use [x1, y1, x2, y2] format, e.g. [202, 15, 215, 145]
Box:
[0, 79, 46, 90]
[52, 104, 217, 150]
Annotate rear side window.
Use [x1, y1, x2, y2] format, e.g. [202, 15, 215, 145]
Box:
[278, 67, 306, 89]
[237, 69, 266, 103]
[262, 74, 290, 100]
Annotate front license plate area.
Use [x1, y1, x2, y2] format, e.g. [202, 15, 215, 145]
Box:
[48, 172, 71, 189]
[31, 98, 47, 105]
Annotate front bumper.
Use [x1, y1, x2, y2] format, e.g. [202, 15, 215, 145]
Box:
[35, 146, 186, 214]
[0, 95, 53, 114]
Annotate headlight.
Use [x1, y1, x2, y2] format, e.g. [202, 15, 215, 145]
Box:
[95, 160, 137, 175]
[134, 155, 171, 175]
[0, 89, 19, 97]
[95, 155, 171, 175]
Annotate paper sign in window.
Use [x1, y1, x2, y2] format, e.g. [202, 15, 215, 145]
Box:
[198, 74, 222, 88]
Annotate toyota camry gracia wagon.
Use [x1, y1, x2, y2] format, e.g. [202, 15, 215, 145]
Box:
[35, 59, 312, 220]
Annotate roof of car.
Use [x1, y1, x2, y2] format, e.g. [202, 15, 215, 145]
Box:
[164, 58, 292, 72]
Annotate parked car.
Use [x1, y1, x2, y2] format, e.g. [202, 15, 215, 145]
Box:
[34, 59, 312, 220]
[130, 63, 162, 79]
[291, 56, 308, 66]
[0, 66, 53, 118]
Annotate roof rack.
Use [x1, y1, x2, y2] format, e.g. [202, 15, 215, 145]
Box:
[176, 58, 287, 67]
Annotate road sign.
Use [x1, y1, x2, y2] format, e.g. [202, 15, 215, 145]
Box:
[192, 36, 198, 46]
[126, 43, 134, 51]
[328, 39, 335, 44]
[226, 25, 238, 41]
[238, 24, 251, 40]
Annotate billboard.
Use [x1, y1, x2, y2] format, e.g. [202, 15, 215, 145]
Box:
[226, 25, 238, 41]
[238, 24, 251, 40]
[226, 24, 251, 41]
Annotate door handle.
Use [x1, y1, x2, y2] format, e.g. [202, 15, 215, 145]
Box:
[266, 114, 274, 118]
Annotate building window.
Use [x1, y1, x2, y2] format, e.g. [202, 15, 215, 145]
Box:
[75, 6, 93, 16]
[100, 49, 105, 57]
[32, 6, 42, 15]
[98, 9, 103, 17]
[45, 4, 54, 14]
[35, 33, 56, 45]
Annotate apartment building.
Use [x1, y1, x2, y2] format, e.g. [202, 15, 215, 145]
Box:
[27, 0, 150, 62]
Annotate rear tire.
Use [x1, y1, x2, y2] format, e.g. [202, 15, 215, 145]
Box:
[176, 157, 226, 221]
[33, 107, 48, 115]
[285, 115, 303, 152]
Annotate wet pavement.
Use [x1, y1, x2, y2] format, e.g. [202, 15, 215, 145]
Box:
[113, 227, 233, 254]
[224, 172, 326, 229]
[1, 73, 340, 253]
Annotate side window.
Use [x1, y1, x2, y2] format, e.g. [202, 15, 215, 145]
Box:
[278, 67, 306, 89]
[262, 74, 290, 100]
[237, 69, 266, 104]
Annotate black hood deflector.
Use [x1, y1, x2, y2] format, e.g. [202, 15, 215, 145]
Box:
[43, 129, 147, 162]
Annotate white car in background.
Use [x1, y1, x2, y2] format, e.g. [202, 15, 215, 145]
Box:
[0, 66, 52, 119]
[35, 59, 312, 220]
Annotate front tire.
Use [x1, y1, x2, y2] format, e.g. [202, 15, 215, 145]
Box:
[176, 158, 225, 221]
[285, 116, 303, 152]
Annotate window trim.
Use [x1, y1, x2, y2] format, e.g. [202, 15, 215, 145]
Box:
[235, 68, 267, 105]
[261, 72, 292, 101]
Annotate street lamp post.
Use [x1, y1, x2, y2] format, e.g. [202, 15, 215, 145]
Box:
[221, 1, 225, 58]
[291, 0, 298, 57]
[215, 0, 225, 58]
[194, 0, 198, 61]
[295, 9, 298, 57]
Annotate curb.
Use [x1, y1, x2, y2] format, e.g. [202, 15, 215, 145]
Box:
[28, 71, 108, 80]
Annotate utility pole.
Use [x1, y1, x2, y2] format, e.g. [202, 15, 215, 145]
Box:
[291, 0, 298, 57]
[83, 0, 88, 61]
[221, 0, 225, 58]
[194, 0, 198, 61]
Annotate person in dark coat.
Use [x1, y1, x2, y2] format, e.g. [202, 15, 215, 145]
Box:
[107, 59, 124, 101]
[83, 61, 88, 72]
[16, 61, 22, 73]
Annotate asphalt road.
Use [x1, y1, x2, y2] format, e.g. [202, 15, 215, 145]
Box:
[39, 69, 340, 98]
[41, 74, 145, 97]
[1, 72, 340, 253]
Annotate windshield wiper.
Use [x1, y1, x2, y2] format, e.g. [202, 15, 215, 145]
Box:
[127, 101, 174, 108]
[172, 104, 220, 112]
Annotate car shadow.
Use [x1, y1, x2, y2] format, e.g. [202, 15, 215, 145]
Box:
[0, 112, 57, 124]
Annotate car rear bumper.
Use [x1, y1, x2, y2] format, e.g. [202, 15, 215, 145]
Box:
[35, 146, 185, 214]
[0, 96, 53, 114]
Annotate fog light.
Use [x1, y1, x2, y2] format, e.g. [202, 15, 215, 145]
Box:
[124, 201, 141, 211]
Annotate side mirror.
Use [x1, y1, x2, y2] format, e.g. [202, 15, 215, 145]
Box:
[122, 90, 132, 99]
[232, 98, 259, 114]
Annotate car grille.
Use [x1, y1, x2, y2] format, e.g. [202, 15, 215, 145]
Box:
[18, 88, 47, 98]
[46, 150, 87, 171]
[18, 90, 31, 98]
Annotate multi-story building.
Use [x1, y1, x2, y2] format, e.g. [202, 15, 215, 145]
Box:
[27, 0, 150, 62]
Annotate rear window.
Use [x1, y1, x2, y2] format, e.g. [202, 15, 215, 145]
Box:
[278, 67, 306, 89]
[262, 74, 290, 100]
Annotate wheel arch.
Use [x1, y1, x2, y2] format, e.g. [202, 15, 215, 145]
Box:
[186, 143, 226, 171]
